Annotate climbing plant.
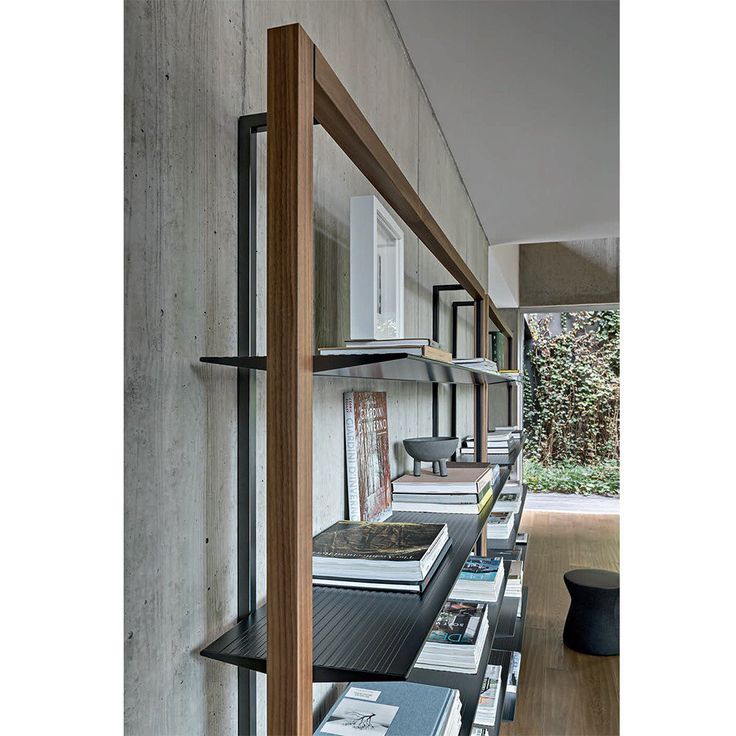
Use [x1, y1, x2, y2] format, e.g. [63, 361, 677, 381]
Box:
[523, 310, 619, 466]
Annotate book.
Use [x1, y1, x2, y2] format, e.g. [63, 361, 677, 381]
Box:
[392, 466, 494, 495]
[312, 521, 449, 582]
[515, 531, 528, 545]
[415, 600, 489, 673]
[487, 511, 515, 540]
[345, 337, 439, 349]
[391, 486, 494, 515]
[314, 680, 461, 736]
[494, 490, 522, 513]
[449, 555, 505, 603]
[320, 345, 453, 363]
[507, 651, 522, 693]
[313, 537, 452, 593]
[474, 663, 503, 727]
[344, 392, 391, 522]
[505, 560, 523, 597]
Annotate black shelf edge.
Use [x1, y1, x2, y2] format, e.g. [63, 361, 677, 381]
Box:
[483, 649, 513, 736]
[493, 586, 528, 648]
[407, 563, 510, 736]
[199, 353, 519, 386]
[201, 467, 511, 682]
[487, 483, 528, 551]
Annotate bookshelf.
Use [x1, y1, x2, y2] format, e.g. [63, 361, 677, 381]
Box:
[199, 23, 530, 736]
[201, 469, 512, 681]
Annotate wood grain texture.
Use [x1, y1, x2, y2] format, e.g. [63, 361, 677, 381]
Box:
[502, 511, 620, 736]
[266, 23, 314, 736]
[313, 48, 485, 300]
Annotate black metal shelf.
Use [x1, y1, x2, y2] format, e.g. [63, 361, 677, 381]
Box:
[408, 562, 510, 736]
[201, 467, 512, 682]
[487, 483, 528, 551]
[494, 585, 528, 646]
[199, 353, 519, 385]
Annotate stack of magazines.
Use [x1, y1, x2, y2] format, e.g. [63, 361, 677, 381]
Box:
[493, 486, 522, 514]
[449, 555, 505, 603]
[312, 521, 451, 594]
[506, 560, 524, 616]
[391, 465, 497, 515]
[314, 680, 462, 736]
[473, 663, 503, 731]
[486, 510, 515, 540]
[460, 427, 521, 456]
[415, 600, 489, 674]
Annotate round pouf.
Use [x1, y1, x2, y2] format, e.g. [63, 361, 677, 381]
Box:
[563, 568, 619, 656]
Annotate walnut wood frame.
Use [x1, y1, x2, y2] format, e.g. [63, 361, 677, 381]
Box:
[266, 23, 494, 734]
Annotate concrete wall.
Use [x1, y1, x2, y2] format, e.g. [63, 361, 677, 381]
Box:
[518, 237, 619, 307]
[124, 2, 489, 734]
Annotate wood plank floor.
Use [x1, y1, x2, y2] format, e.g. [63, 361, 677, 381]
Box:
[502, 511, 619, 736]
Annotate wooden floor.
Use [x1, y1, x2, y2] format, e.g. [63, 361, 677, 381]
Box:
[502, 511, 619, 736]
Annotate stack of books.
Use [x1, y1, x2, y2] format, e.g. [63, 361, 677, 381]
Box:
[319, 337, 452, 363]
[415, 600, 489, 674]
[493, 488, 522, 514]
[449, 555, 505, 603]
[505, 560, 524, 616]
[472, 663, 503, 731]
[314, 680, 462, 736]
[486, 510, 515, 540]
[459, 429, 518, 456]
[312, 520, 451, 594]
[391, 465, 497, 515]
[452, 357, 498, 374]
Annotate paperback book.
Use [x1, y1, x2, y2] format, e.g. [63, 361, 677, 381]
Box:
[415, 600, 489, 673]
[507, 651, 522, 693]
[450, 555, 505, 603]
[474, 663, 503, 728]
[314, 680, 461, 736]
[344, 391, 391, 522]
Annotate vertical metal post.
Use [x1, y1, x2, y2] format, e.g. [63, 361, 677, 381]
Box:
[237, 113, 265, 736]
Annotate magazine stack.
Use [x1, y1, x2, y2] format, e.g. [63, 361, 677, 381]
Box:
[415, 600, 489, 674]
[391, 465, 498, 515]
[320, 337, 453, 363]
[506, 560, 524, 615]
[486, 510, 515, 540]
[460, 427, 521, 456]
[472, 663, 503, 731]
[493, 485, 522, 514]
[314, 680, 462, 736]
[449, 555, 505, 603]
[312, 520, 451, 594]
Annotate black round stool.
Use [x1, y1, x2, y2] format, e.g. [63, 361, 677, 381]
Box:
[563, 568, 619, 656]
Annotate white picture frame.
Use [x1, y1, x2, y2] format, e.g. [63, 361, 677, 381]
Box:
[349, 195, 405, 340]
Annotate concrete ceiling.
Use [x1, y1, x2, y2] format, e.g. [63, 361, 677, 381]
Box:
[388, 0, 619, 246]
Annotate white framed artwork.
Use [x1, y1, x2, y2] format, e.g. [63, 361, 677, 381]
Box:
[349, 195, 405, 340]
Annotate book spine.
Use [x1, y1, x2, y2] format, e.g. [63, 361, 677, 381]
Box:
[344, 392, 361, 521]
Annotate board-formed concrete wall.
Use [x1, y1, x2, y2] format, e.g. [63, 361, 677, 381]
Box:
[519, 238, 619, 307]
[125, 2, 490, 734]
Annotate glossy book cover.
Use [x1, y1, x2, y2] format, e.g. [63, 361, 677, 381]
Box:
[458, 555, 502, 581]
[427, 600, 487, 645]
[313, 521, 446, 561]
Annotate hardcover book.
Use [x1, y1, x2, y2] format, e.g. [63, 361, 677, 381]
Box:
[344, 391, 391, 522]
[314, 681, 460, 736]
[313, 521, 446, 562]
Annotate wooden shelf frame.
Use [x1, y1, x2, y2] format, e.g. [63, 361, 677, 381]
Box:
[262, 24, 499, 735]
